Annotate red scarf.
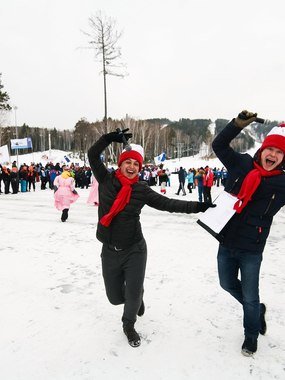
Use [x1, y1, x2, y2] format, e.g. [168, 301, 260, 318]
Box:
[234, 161, 282, 213]
[99, 169, 138, 227]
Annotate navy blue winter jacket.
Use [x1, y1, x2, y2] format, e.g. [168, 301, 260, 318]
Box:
[212, 120, 285, 253]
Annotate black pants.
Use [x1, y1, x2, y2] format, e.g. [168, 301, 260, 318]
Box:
[203, 186, 212, 203]
[101, 238, 147, 327]
[177, 181, 186, 195]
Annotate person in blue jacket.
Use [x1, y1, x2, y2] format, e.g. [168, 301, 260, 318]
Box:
[212, 110, 285, 356]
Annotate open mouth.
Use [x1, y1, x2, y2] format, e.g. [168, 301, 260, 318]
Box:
[265, 158, 276, 167]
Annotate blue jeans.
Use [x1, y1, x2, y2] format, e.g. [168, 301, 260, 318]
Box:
[197, 185, 204, 202]
[217, 244, 263, 339]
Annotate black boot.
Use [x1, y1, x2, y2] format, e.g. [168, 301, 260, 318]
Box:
[61, 208, 69, 222]
[137, 300, 145, 317]
[259, 303, 267, 335]
[123, 323, 141, 348]
[241, 337, 257, 356]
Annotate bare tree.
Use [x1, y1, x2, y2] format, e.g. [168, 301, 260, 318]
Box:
[82, 11, 127, 132]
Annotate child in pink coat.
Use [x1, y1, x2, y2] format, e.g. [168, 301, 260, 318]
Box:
[53, 166, 79, 222]
[87, 175, 99, 205]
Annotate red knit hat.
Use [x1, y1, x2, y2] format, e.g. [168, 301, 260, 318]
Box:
[260, 123, 285, 154]
[118, 144, 144, 170]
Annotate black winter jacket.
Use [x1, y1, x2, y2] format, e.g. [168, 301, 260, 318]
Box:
[212, 120, 285, 253]
[88, 135, 202, 249]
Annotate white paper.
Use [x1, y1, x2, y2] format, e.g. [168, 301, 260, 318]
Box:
[198, 191, 237, 234]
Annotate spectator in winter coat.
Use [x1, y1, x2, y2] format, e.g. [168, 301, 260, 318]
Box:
[194, 168, 205, 202]
[175, 167, 187, 195]
[215, 168, 222, 187]
[221, 167, 228, 186]
[19, 165, 28, 192]
[40, 168, 48, 190]
[10, 167, 19, 194]
[2, 166, 11, 194]
[27, 165, 36, 191]
[159, 169, 168, 194]
[88, 128, 215, 348]
[212, 110, 285, 357]
[203, 166, 214, 203]
[53, 166, 79, 222]
[87, 174, 99, 205]
[48, 166, 58, 190]
[186, 169, 194, 193]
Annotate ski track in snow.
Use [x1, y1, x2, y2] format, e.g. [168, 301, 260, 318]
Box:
[0, 178, 285, 380]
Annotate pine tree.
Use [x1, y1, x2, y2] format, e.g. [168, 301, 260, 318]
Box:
[0, 73, 12, 111]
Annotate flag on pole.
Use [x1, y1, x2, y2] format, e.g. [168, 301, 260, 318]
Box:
[154, 152, 166, 165]
[0, 144, 10, 164]
[27, 137, 33, 149]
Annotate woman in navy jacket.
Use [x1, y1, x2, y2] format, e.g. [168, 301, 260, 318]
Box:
[212, 110, 285, 356]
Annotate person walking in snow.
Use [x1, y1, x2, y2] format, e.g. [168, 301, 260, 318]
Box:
[53, 165, 79, 222]
[212, 110, 285, 356]
[175, 166, 187, 195]
[88, 128, 215, 348]
[87, 174, 99, 206]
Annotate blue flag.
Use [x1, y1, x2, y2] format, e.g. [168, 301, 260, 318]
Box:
[154, 152, 166, 165]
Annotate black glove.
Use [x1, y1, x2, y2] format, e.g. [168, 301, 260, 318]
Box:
[234, 110, 257, 129]
[53, 185, 58, 193]
[197, 202, 216, 212]
[105, 128, 132, 143]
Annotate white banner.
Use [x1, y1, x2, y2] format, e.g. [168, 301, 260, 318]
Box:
[11, 138, 28, 149]
[11, 137, 33, 150]
[0, 144, 10, 164]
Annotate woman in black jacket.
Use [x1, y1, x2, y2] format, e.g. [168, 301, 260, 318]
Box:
[212, 110, 285, 356]
[88, 129, 214, 348]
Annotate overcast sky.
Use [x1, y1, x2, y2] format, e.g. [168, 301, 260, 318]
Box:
[1, 0, 284, 130]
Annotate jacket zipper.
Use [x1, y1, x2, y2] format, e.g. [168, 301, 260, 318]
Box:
[263, 193, 275, 215]
[256, 193, 275, 243]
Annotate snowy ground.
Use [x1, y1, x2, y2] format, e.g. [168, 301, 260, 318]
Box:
[0, 164, 285, 380]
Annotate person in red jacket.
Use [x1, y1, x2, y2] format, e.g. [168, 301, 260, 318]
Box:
[203, 166, 214, 203]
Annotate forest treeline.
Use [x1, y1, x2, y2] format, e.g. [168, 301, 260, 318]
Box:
[0, 73, 280, 164]
[0, 116, 280, 163]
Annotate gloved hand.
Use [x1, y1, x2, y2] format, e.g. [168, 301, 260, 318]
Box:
[72, 189, 78, 195]
[197, 202, 216, 212]
[105, 128, 132, 143]
[234, 110, 257, 129]
[53, 185, 58, 193]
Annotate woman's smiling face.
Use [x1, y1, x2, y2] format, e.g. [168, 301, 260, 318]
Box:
[260, 147, 284, 171]
[120, 158, 140, 179]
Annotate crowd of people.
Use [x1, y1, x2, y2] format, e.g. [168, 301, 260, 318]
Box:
[138, 164, 228, 201]
[0, 161, 94, 195]
[0, 159, 228, 204]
